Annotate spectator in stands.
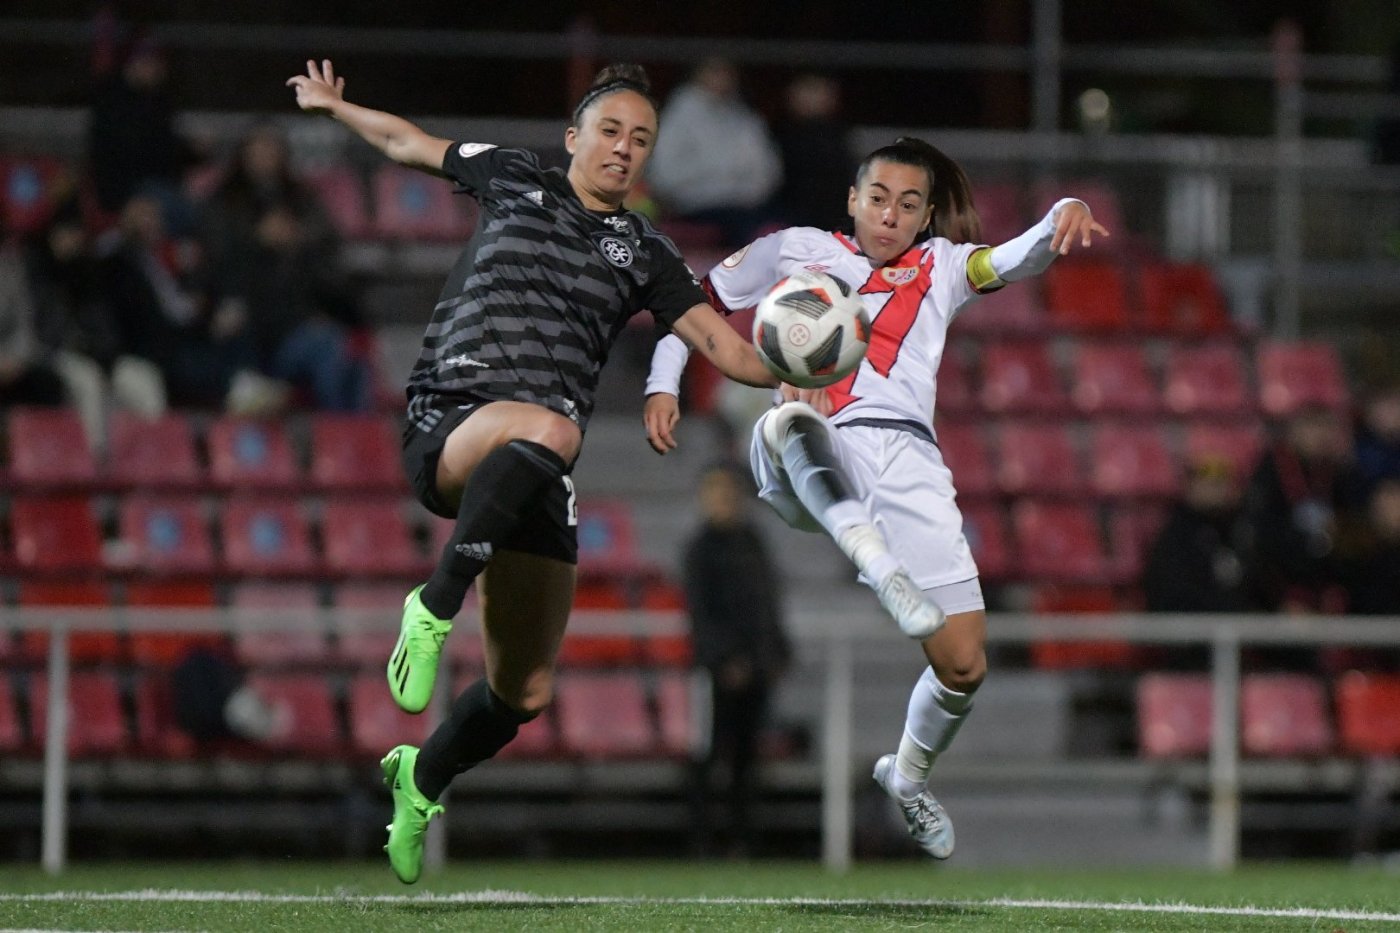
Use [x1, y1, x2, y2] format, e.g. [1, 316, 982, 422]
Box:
[25, 199, 166, 450]
[1240, 404, 1368, 615]
[774, 74, 855, 231]
[171, 647, 280, 745]
[0, 209, 69, 409]
[1354, 382, 1400, 497]
[644, 137, 1108, 862]
[286, 58, 774, 885]
[682, 461, 790, 858]
[99, 193, 284, 412]
[201, 124, 369, 411]
[88, 21, 202, 233]
[1142, 455, 1264, 615]
[1346, 477, 1400, 616]
[646, 58, 783, 248]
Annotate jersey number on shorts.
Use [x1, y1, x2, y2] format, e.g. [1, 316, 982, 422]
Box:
[562, 475, 578, 527]
[826, 253, 935, 414]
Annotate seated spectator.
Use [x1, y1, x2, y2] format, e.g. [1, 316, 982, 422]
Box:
[1346, 478, 1400, 616]
[1354, 382, 1400, 496]
[100, 194, 282, 412]
[647, 58, 783, 249]
[26, 200, 166, 450]
[201, 124, 369, 411]
[774, 74, 855, 231]
[1240, 404, 1368, 615]
[0, 211, 67, 409]
[1143, 455, 1264, 614]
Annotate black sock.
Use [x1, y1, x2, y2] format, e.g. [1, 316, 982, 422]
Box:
[779, 414, 857, 511]
[419, 439, 567, 619]
[414, 678, 537, 800]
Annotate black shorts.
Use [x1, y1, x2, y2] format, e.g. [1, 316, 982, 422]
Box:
[401, 399, 579, 565]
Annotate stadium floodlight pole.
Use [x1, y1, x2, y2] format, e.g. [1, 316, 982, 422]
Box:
[41, 619, 70, 875]
[820, 626, 854, 873]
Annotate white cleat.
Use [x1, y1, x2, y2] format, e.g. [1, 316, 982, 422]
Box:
[872, 753, 955, 859]
[874, 570, 946, 640]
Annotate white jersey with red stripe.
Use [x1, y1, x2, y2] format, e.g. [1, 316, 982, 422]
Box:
[704, 226, 986, 430]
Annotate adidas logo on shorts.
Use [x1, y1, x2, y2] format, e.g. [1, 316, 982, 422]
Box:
[454, 542, 493, 562]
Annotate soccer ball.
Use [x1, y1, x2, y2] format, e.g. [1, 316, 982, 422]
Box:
[752, 270, 870, 388]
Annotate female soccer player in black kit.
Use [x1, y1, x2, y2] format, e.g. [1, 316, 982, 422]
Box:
[288, 59, 776, 882]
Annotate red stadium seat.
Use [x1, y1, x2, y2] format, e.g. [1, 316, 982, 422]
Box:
[304, 164, 372, 238]
[5, 408, 98, 489]
[935, 350, 976, 416]
[206, 416, 301, 491]
[125, 581, 223, 668]
[1256, 341, 1350, 418]
[331, 583, 406, 668]
[106, 411, 202, 489]
[372, 163, 474, 240]
[1137, 673, 1212, 758]
[0, 155, 66, 234]
[245, 674, 343, 756]
[1138, 261, 1232, 336]
[959, 501, 1013, 582]
[131, 672, 196, 758]
[115, 495, 215, 576]
[996, 423, 1085, 497]
[654, 670, 699, 758]
[933, 421, 996, 499]
[556, 672, 656, 758]
[221, 496, 318, 578]
[954, 280, 1046, 336]
[1029, 585, 1139, 670]
[576, 500, 664, 583]
[1011, 501, 1109, 582]
[1335, 672, 1400, 757]
[16, 581, 120, 665]
[1241, 674, 1332, 757]
[10, 496, 103, 575]
[230, 582, 328, 668]
[1070, 344, 1160, 415]
[1182, 422, 1264, 485]
[972, 182, 1026, 245]
[30, 671, 129, 756]
[1088, 424, 1179, 499]
[1162, 344, 1253, 417]
[556, 633, 639, 668]
[320, 498, 426, 578]
[309, 414, 402, 492]
[347, 672, 431, 756]
[979, 344, 1068, 415]
[0, 675, 22, 751]
[643, 633, 694, 668]
[1044, 259, 1130, 332]
[1108, 504, 1169, 584]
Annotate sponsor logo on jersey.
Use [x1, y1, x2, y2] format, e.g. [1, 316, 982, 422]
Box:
[720, 244, 751, 268]
[882, 266, 919, 286]
[803, 263, 830, 274]
[443, 354, 489, 369]
[598, 236, 634, 267]
[602, 215, 633, 237]
[454, 541, 493, 562]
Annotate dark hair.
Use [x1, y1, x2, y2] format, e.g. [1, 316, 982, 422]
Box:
[855, 137, 982, 243]
[571, 63, 657, 127]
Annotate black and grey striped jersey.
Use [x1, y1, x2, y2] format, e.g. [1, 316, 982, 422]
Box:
[406, 143, 706, 433]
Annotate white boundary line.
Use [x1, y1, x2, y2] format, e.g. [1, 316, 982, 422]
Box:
[2, 890, 1398, 924]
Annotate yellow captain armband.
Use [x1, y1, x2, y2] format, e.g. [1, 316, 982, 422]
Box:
[966, 247, 1005, 293]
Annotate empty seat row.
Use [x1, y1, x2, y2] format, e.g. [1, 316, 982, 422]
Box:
[1137, 671, 1400, 759]
[4, 409, 406, 493]
[938, 339, 1348, 419]
[0, 667, 698, 762]
[941, 420, 1264, 501]
[964, 500, 1166, 585]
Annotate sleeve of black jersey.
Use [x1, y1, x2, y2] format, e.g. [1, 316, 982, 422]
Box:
[440, 143, 531, 196]
[642, 245, 709, 332]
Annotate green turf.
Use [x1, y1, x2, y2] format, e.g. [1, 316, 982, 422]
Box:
[1, 861, 1397, 931]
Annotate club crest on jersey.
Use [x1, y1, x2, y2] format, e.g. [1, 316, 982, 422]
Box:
[598, 236, 634, 268]
[882, 266, 919, 286]
[720, 244, 751, 268]
[457, 142, 497, 159]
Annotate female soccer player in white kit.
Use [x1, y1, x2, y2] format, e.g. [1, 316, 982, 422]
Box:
[644, 137, 1108, 858]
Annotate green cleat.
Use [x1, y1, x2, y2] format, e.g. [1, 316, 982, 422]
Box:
[381, 744, 444, 884]
[388, 585, 452, 714]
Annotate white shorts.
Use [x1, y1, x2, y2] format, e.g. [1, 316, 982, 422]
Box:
[749, 411, 983, 599]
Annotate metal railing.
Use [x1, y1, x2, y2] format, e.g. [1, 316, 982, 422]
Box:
[9, 606, 1400, 874]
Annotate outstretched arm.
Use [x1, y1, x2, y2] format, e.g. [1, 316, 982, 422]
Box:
[671, 302, 777, 389]
[969, 199, 1111, 290]
[286, 59, 451, 173]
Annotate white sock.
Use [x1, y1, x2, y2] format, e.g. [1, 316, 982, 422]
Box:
[832, 518, 902, 585]
[894, 667, 974, 790]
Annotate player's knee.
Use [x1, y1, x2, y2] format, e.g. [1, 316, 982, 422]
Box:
[936, 651, 986, 695]
[769, 400, 823, 440]
[512, 412, 582, 462]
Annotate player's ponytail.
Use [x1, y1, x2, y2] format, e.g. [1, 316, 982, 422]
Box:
[856, 137, 983, 244]
[571, 63, 658, 127]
